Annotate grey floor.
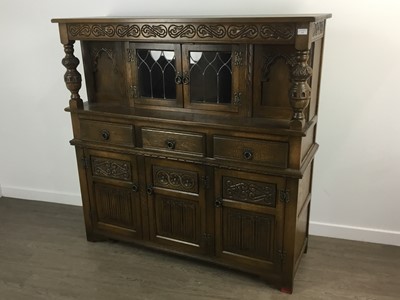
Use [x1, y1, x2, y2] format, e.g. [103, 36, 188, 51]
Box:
[0, 197, 399, 300]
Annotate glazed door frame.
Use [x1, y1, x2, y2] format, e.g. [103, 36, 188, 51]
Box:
[127, 42, 183, 108]
[182, 44, 246, 113]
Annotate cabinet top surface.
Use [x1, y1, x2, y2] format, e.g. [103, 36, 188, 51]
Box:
[51, 14, 331, 24]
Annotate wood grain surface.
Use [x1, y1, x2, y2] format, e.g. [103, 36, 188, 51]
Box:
[1, 197, 399, 300]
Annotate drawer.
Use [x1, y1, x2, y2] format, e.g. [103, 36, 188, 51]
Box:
[213, 136, 288, 168]
[80, 120, 134, 146]
[141, 128, 205, 156]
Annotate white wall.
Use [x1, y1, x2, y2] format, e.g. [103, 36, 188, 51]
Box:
[0, 0, 399, 246]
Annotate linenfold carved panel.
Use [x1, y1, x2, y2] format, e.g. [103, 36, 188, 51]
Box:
[94, 183, 135, 229]
[223, 176, 276, 207]
[68, 23, 295, 42]
[153, 166, 198, 194]
[156, 197, 197, 243]
[223, 208, 274, 261]
[91, 157, 131, 181]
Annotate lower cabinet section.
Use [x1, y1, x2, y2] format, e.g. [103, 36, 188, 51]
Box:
[79, 147, 302, 291]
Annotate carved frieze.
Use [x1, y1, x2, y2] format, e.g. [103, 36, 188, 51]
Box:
[116, 24, 140, 37]
[227, 25, 258, 39]
[153, 166, 198, 194]
[67, 23, 296, 42]
[141, 25, 168, 38]
[260, 24, 295, 40]
[223, 177, 276, 207]
[168, 25, 196, 38]
[91, 157, 131, 181]
[197, 24, 226, 38]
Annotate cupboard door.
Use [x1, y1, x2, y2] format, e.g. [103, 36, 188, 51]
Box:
[145, 158, 207, 255]
[215, 169, 285, 273]
[127, 43, 183, 108]
[85, 149, 142, 240]
[182, 44, 246, 113]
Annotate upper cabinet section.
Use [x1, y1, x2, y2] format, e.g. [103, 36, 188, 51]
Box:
[53, 15, 331, 127]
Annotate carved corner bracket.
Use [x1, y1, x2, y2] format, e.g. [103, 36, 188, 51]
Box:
[62, 41, 83, 109]
[289, 50, 313, 129]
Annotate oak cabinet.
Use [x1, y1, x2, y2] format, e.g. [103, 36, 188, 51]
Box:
[53, 14, 331, 293]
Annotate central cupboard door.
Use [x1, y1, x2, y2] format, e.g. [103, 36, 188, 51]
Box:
[127, 43, 246, 113]
[214, 169, 285, 274]
[145, 158, 207, 255]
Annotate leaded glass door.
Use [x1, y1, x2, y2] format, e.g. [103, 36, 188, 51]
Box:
[182, 44, 246, 113]
[128, 43, 183, 107]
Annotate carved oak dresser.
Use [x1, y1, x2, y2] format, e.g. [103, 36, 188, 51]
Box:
[52, 14, 331, 293]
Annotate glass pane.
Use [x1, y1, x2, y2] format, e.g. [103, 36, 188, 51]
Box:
[189, 51, 232, 104]
[136, 49, 176, 100]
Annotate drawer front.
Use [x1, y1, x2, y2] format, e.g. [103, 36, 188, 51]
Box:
[213, 136, 288, 168]
[80, 120, 134, 146]
[141, 128, 205, 156]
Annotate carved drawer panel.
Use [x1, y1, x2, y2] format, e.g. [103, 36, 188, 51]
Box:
[142, 127, 205, 156]
[80, 119, 134, 146]
[223, 176, 276, 207]
[213, 136, 288, 168]
[152, 165, 198, 194]
[91, 156, 132, 182]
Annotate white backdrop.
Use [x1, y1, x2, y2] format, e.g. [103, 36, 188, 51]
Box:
[0, 0, 399, 246]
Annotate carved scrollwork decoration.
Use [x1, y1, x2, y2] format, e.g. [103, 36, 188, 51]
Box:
[116, 24, 140, 37]
[154, 166, 198, 193]
[91, 157, 131, 181]
[168, 25, 196, 38]
[260, 24, 295, 40]
[67, 22, 299, 41]
[227, 25, 258, 39]
[289, 50, 313, 128]
[223, 177, 276, 207]
[141, 25, 168, 38]
[197, 24, 226, 38]
[68, 24, 91, 37]
[91, 24, 115, 37]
